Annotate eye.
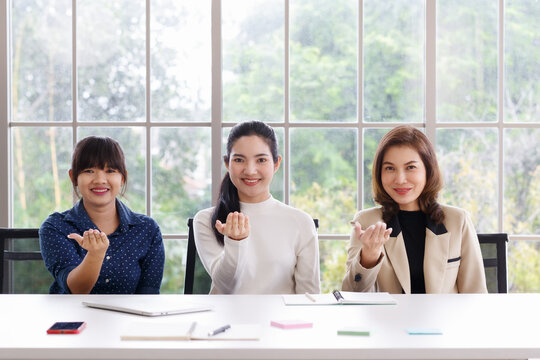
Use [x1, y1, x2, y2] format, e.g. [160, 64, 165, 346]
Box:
[407, 165, 417, 170]
[82, 169, 94, 173]
[232, 158, 243, 163]
[383, 166, 394, 171]
[106, 168, 119, 173]
[257, 158, 267, 163]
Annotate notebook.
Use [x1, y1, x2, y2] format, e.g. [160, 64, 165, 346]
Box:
[82, 296, 212, 317]
[121, 322, 261, 341]
[282, 291, 397, 305]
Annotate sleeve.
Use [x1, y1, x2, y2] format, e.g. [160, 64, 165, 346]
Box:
[294, 217, 320, 294]
[38, 217, 81, 294]
[135, 220, 165, 294]
[341, 212, 383, 292]
[193, 209, 249, 294]
[457, 211, 488, 293]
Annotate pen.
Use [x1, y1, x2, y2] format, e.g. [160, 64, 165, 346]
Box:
[188, 322, 197, 337]
[333, 290, 345, 303]
[208, 324, 231, 337]
[304, 292, 317, 302]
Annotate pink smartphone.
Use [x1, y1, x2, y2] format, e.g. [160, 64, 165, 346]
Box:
[47, 322, 86, 334]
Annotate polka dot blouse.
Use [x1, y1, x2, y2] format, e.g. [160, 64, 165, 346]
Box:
[39, 199, 165, 294]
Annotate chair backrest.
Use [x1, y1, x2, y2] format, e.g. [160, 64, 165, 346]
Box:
[184, 218, 319, 294]
[477, 233, 508, 293]
[0, 228, 51, 294]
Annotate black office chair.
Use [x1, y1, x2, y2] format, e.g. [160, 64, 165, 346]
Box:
[477, 233, 508, 293]
[0, 228, 51, 294]
[184, 218, 320, 294]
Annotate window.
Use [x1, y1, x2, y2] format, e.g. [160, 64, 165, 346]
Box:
[2, 0, 539, 293]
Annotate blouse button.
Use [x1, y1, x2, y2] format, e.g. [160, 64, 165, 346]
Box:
[105, 279, 110, 283]
[106, 255, 111, 260]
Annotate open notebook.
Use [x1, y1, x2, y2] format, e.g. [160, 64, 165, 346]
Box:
[82, 296, 212, 317]
[121, 322, 261, 341]
[282, 291, 397, 305]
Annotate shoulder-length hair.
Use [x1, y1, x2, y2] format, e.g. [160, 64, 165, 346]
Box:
[70, 136, 128, 197]
[372, 125, 444, 224]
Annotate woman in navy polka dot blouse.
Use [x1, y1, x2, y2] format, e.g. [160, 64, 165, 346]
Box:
[39, 136, 165, 294]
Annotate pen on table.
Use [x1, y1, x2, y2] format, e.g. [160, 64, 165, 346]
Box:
[208, 324, 231, 337]
[304, 292, 317, 303]
[188, 322, 197, 337]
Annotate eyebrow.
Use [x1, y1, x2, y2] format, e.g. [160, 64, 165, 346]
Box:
[231, 153, 271, 158]
[382, 160, 420, 165]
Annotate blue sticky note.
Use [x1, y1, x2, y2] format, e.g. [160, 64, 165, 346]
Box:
[406, 328, 442, 335]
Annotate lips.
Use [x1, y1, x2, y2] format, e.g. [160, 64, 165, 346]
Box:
[242, 178, 260, 186]
[394, 188, 412, 195]
[91, 188, 110, 194]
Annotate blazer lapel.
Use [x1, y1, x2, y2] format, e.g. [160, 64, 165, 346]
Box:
[384, 233, 411, 294]
[424, 229, 450, 293]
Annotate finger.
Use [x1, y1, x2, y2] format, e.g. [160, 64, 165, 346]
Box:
[231, 212, 239, 234]
[354, 223, 364, 239]
[67, 233, 84, 246]
[98, 231, 109, 246]
[215, 220, 226, 235]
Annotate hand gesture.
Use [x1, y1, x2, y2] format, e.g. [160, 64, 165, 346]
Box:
[68, 229, 110, 257]
[215, 211, 250, 241]
[352, 221, 392, 269]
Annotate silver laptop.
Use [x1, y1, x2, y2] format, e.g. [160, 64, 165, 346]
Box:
[82, 296, 212, 317]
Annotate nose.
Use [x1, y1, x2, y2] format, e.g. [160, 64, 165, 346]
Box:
[395, 169, 407, 184]
[244, 161, 257, 175]
[94, 169, 107, 182]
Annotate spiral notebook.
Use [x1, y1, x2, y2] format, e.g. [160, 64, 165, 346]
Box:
[282, 291, 397, 305]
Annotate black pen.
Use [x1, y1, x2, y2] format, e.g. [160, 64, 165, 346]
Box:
[333, 290, 345, 303]
[208, 324, 231, 337]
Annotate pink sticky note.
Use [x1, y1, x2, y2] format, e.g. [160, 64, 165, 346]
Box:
[270, 320, 313, 329]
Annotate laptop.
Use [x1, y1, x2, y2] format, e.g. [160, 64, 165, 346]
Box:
[82, 296, 212, 317]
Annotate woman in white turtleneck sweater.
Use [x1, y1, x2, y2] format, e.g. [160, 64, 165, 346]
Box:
[193, 121, 320, 294]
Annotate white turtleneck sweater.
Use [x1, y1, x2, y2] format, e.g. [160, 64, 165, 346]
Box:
[193, 196, 320, 294]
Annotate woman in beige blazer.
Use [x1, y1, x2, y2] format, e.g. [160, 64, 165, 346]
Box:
[342, 126, 487, 294]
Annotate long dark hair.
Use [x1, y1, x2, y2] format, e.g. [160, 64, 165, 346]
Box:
[70, 136, 128, 198]
[211, 121, 279, 245]
[372, 125, 444, 224]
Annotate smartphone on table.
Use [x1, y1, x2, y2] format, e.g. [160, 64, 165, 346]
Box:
[47, 322, 86, 334]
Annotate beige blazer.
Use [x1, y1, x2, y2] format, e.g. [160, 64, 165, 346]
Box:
[342, 205, 487, 294]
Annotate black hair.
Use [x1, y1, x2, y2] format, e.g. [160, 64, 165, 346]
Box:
[211, 121, 279, 245]
[70, 136, 128, 197]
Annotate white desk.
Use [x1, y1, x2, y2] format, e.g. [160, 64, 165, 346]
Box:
[0, 293, 539, 360]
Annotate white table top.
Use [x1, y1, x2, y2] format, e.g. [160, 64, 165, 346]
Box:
[1, 293, 539, 360]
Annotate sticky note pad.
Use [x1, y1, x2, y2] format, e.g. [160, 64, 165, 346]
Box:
[406, 328, 442, 335]
[337, 327, 370, 336]
[270, 320, 313, 329]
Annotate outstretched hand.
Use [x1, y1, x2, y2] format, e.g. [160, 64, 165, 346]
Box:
[352, 221, 392, 268]
[215, 211, 250, 241]
[68, 229, 109, 257]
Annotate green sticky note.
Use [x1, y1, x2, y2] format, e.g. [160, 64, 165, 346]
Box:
[337, 327, 370, 336]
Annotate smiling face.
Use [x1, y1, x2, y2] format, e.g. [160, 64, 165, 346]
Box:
[225, 135, 281, 203]
[381, 145, 427, 211]
[70, 166, 124, 210]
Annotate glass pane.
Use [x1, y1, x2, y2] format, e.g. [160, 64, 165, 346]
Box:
[161, 238, 188, 294]
[437, 128, 498, 232]
[364, 0, 424, 123]
[508, 240, 540, 293]
[152, 128, 211, 234]
[437, 0, 497, 123]
[362, 128, 389, 208]
[290, 128, 357, 234]
[319, 239, 348, 293]
[11, 127, 73, 227]
[222, 0, 284, 123]
[504, 128, 540, 235]
[150, 0, 211, 122]
[77, 0, 145, 122]
[78, 127, 146, 214]
[11, 0, 72, 122]
[504, 0, 540, 123]
[290, 0, 357, 122]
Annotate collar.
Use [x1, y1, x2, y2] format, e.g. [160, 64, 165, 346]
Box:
[64, 199, 141, 234]
[387, 211, 447, 237]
